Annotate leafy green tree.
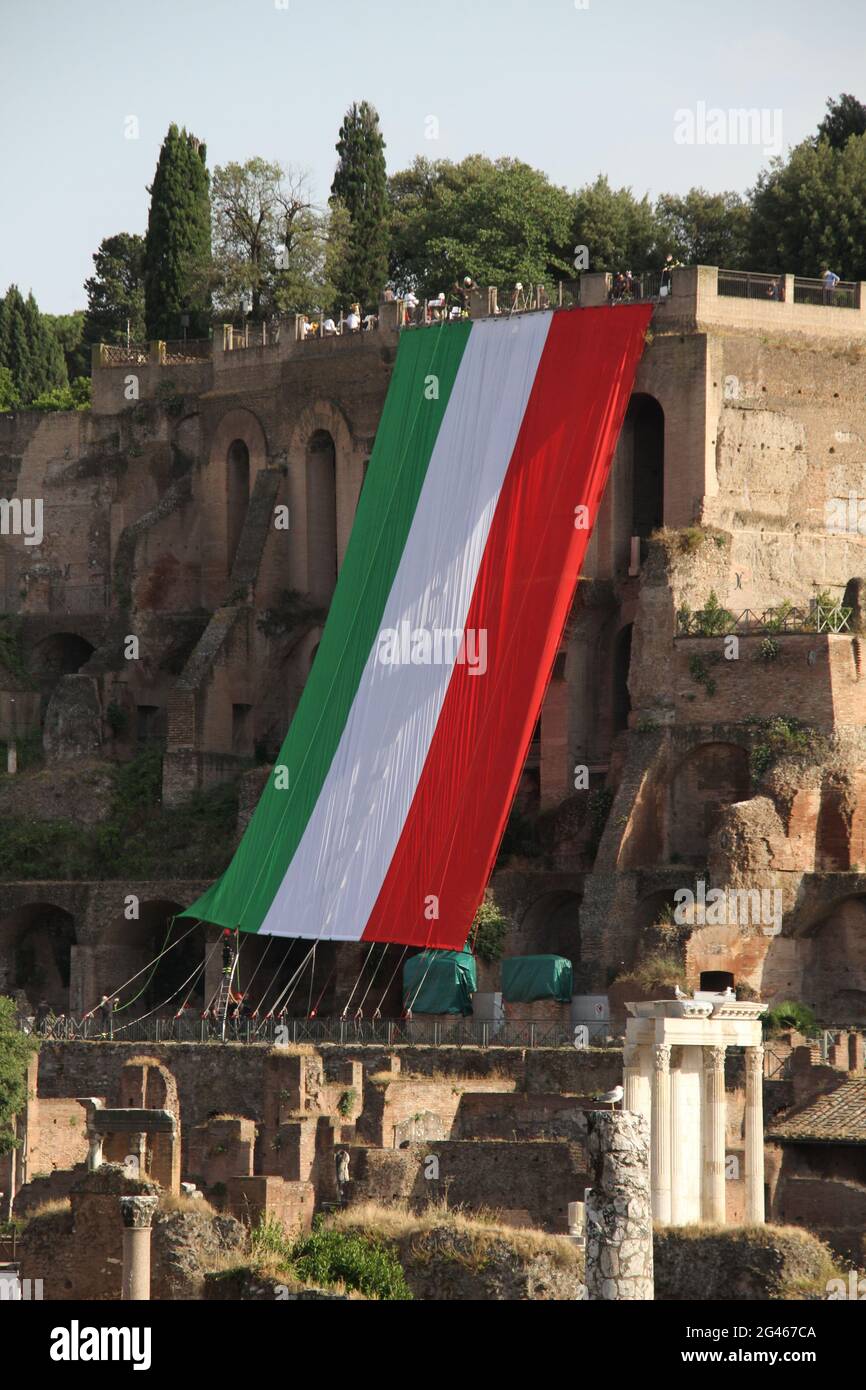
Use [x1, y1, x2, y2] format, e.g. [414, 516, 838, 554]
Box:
[211, 160, 338, 319]
[389, 155, 575, 299]
[43, 311, 88, 381]
[83, 233, 146, 352]
[0, 995, 39, 1155]
[749, 133, 866, 279]
[654, 188, 750, 268]
[817, 93, 866, 150]
[0, 367, 20, 411]
[29, 377, 91, 412]
[144, 125, 212, 340]
[330, 101, 389, 311]
[573, 175, 659, 272]
[0, 286, 67, 406]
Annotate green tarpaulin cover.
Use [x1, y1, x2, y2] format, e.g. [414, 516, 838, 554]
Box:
[403, 950, 477, 1015]
[501, 955, 573, 1004]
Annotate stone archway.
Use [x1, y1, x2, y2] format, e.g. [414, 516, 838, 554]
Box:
[287, 401, 361, 595]
[802, 896, 866, 1023]
[31, 632, 95, 682]
[204, 408, 269, 604]
[518, 890, 582, 963]
[305, 430, 337, 601]
[0, 903, 76, 1012]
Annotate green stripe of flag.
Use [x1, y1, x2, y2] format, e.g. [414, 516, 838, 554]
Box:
[182, 319, 473, 932]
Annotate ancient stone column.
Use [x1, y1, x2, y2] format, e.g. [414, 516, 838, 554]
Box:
[623, 1042, 652, 1122]
[671, 1046, 703, 1225]
[702, 1045, 727, 1224]
[650, 1043, 672, 1223]
[584, 1110, 653, 1300]
[744, 1044, 765, 1225]
[119, 1195, 159, 1300]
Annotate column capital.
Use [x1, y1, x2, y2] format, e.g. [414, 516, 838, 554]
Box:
[745, 1044, 765, 1078]
[653, 1043, 672, 1072]
[119, 1195, 158, 1230]
[704, 1044, 727, 1072]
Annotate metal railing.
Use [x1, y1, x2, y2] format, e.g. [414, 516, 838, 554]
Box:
[99, 342, 149, 366]
[793, 276, 858, 309]
[676, 602, 852, 638]
[162, 339, 211, 364]
[609, 270, 664, 304]
[718, 269, 785, 301]
[21, 1013, 618, 1049]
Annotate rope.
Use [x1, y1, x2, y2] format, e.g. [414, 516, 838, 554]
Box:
[112, 946, 213, 1034]
[339, 943, 377, 1018]
[351, 943, 390, 1019]
[372, 945, 408, 1019]
[81, 918, 203, 1018]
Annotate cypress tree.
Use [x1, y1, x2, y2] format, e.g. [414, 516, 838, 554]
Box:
[144, 124, 212, 340]
[0, 285, 67, 405]
[330, 101, 389, 312]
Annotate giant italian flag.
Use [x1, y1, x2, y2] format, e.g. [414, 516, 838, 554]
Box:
[182, 304, 652, 949]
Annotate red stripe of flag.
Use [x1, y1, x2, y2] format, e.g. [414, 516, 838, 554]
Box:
[362, 304, 653, 948]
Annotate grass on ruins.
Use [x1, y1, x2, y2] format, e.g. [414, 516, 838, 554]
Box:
[0, 746, 239, 880]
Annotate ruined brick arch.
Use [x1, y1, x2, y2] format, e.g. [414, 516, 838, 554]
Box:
[669, 741, 750, 864]
[816, 780, 851, 871]
[98, 899, 202, 1011]
[288, 402, 360, 596]
[518, 890, 582, 962]
[205, 409, 269, 594]
[798, 894, 866, 1023]
[31, 632, 95, 682]
[626, 392, 665, 539]
[0, 903, 76, 1012]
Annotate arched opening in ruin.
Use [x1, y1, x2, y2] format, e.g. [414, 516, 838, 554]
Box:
[519, 889, 582, 962]
[31, 632, 95, 682]
[100, 899, 199, 1013]
[612, 624, 633, 733]
[226, 438, 251, 572]
[816, 783, 850, 871]
[0, 903, 76, 1012]
[306, 429, 337, 601]
[669, 742, 750, 864]
[627, 393, 665, 540]
[803, 896, 866, 1023]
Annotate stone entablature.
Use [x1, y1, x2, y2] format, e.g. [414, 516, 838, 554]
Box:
[624, 997, 767, 1228]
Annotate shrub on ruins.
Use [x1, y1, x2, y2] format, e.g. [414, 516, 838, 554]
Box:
[747, 715, 814, 781]
[290, 1219, 412, 1301]
[764, 999, 819, 1038]
[0, 995, 39, 1155]
[469, 891, 510, 964]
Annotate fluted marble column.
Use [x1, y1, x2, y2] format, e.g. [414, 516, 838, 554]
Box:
[702, 1045, 727, 1224]
[651, 1043, 672, 1223]
[744, 1045, 765, 1224]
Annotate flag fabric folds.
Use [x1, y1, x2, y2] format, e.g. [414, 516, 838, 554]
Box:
[181, 304, 652, 950]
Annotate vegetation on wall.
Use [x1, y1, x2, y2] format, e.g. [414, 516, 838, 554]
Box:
[0, 995, 40, 1155]
[469, 891, 510, 964]
[747, 715, 815, 780]
[0, 747, 239, 881]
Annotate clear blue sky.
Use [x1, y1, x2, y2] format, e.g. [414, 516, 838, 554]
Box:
[3, 0, 865, 313]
